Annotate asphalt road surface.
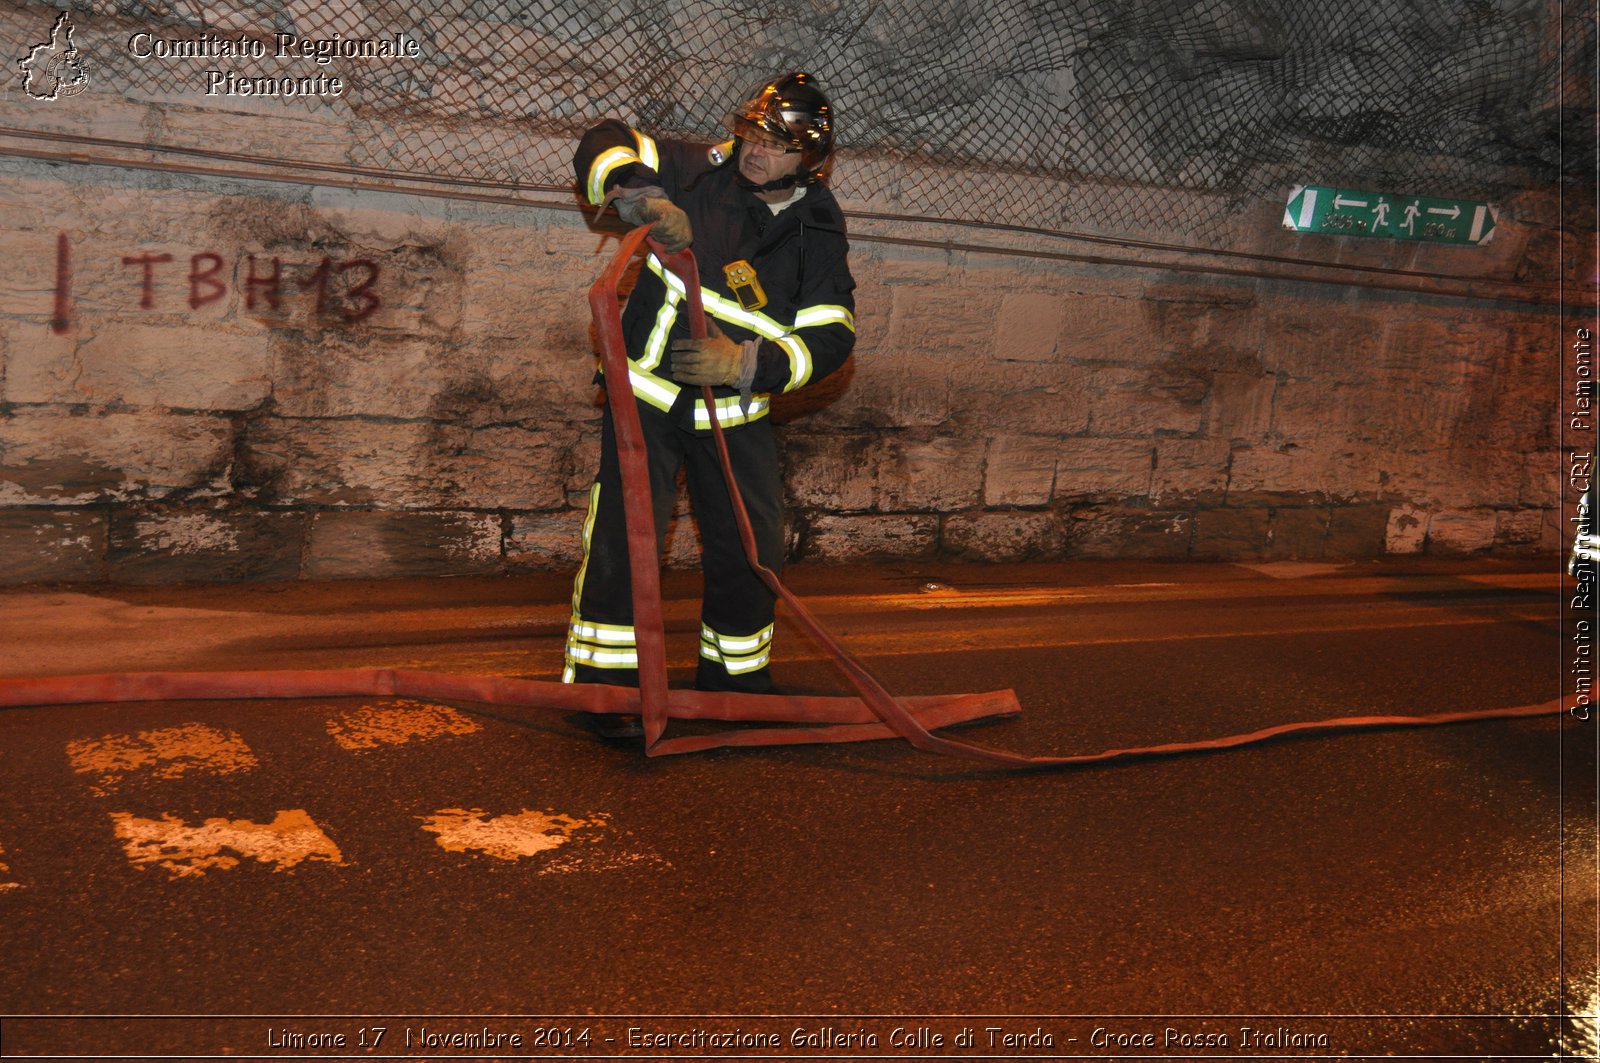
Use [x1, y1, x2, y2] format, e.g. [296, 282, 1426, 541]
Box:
[0, 557, 1592, 1061]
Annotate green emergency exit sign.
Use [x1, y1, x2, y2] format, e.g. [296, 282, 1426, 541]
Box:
[1284, 184, 1497, 245]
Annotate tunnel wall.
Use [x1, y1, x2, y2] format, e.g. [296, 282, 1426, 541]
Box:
[0, 0, 1583, 583]
[0, 154, 1570, 583]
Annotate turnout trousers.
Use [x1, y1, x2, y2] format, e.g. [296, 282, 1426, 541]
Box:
[562, 398, 785, 694]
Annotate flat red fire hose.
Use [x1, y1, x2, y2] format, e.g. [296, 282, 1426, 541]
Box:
[0, 228, 1572, 765]
[584, 229, 1024, 755]
[614, 235, 1572, 762]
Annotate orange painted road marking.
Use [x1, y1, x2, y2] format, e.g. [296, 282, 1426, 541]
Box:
[326, 699, 481, 751]
[109, 809, 344, 878]
[420, 807, 605, 862]
[66, 723, 257, 796]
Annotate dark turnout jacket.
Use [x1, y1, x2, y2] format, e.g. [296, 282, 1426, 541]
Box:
[575, 118, 856, 430]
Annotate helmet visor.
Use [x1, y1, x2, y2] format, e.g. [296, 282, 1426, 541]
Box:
[728, 114, 803, 153]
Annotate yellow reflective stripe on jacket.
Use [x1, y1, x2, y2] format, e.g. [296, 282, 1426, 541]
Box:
[647, 254, 796, 395]
[633, 130, 660, 172]
[645, 255, 851, 392]
[648, 255, 788, 341]
[608, 363, 768, 428]
[628, 365, 680, 411]
[704, 289, 786, 338]
[774, 334, 812, 391]
[586, 145, 640, 205]
[692, 392, 770, 429]
[639, 287, 683, 372]
[794, 304, 855, 331]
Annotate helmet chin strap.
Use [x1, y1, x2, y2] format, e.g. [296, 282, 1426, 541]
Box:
[736, 171, 802, 193]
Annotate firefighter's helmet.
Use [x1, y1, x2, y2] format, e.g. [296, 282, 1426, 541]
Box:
[726, 72, 835, 184]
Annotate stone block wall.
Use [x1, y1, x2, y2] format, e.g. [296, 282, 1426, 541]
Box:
[1, 160, 597, 582]
[0, 148, 1568, 584]
[0, 0, 1580, 583]
[774, 240, 1564, 567]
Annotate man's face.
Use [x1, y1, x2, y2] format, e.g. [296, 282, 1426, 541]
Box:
[737, 128, 804, 187]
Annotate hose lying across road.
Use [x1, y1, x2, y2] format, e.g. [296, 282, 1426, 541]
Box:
[0, 668, 1564, 766]
[0, 230, 1573, 766]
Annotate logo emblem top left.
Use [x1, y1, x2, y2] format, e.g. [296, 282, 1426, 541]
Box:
[20, 11, 91, 100]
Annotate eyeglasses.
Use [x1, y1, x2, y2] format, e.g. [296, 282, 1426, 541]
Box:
[740, 126, 801, 154]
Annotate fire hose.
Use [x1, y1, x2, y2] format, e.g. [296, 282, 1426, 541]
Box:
[0, 227, 1573, 764]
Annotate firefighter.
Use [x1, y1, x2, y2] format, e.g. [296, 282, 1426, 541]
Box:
[567, 72, 857, 736]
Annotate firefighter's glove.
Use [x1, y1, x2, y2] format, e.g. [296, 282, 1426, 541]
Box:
[612, 185, 692, 252]
[671, 324, 760, 396]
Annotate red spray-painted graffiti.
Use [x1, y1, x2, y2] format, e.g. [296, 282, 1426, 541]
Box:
[51, 233, 382, 332]
[51, 232, 71, 334]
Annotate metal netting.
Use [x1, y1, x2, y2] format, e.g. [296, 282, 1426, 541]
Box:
[2, 0, 1591, 244]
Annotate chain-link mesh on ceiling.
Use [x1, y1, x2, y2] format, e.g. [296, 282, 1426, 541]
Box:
[4, 0, 1589, 242]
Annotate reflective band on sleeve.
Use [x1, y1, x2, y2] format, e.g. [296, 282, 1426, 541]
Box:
[794, 304, 855, 331]
[775, 334, 812, 391]
[633, 130, 660, 172]
[587, 145, 640, 205]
